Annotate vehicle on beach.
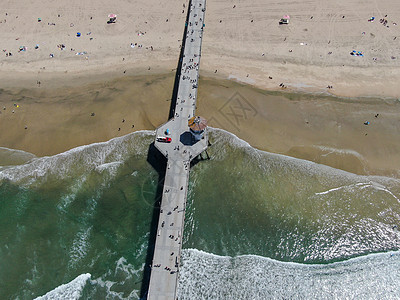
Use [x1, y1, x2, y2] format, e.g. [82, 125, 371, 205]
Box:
[156, 136, 172, 143]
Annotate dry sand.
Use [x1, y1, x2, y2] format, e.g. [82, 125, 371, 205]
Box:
[2, 0, 400, 97]
[0, 0, 400, 177]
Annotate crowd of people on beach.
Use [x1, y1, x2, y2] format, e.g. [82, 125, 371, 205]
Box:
[1, 11, 157, 67]
[2, 2, 400, 109]
[379, 15, 397, 27]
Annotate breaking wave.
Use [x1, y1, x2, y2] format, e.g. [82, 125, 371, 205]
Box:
[0, 130, 153, 185]
[34, 273, 91, 300]
[1, 128, 399, 299]
[178, 248, 400, 299]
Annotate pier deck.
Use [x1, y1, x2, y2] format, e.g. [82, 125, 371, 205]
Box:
[147, 0, 207, 299]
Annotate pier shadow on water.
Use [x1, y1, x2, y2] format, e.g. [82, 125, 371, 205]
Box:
[139, 143, 167, 299]
[139, 1, 193, 298]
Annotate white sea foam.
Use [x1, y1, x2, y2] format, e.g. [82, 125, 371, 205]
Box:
[0, 146, 37, 166]
[228, 74, 255, 85]
[57, 176, 88, 212]
[315, 185, 349, 195]
[34, 273, 91, 300]
[0, 130, 154, 185]
[369, 182, 400, 203]
[95, 161, 123, 173]
[314, 182, 374, 195]
[66, 190, 101, 269]
[68, 227, 92, 269]
[178, 248, 400, 299]
[317, 145, 365, 158]
[0, 146, 36, 155]
[188, 128, 400, 262]
[209, 128, 400, 191]
[209, 127, 251, 149]
[90, 256, 143, 299]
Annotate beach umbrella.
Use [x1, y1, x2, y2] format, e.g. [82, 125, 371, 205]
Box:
[188, 116, 207, 132]
[108, 14, 117, 18]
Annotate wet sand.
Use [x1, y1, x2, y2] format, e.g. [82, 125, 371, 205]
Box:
[1, 73, 399, 178]
[0, 74, 173, 156]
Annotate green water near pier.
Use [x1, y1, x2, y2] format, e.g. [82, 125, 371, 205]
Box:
[0, 130, 399, 299]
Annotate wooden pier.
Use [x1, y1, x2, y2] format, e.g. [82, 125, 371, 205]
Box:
[147, 0, 207, 299]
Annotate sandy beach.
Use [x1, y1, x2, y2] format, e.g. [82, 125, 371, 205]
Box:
[1, 73, 400, 178]
[1, 0, 400, 177]
[2, 0, 400, 96]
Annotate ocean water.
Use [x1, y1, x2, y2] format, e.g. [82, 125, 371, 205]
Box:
[0, 129, 399, 299]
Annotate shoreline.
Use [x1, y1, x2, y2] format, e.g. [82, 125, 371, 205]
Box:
[2, 0, 400, 177]
[1, 72, 400, 179]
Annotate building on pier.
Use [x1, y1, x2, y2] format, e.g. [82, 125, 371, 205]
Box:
[188, 116, 207, 141]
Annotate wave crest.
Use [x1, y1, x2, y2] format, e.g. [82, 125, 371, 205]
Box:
[178, 248, 400, 299]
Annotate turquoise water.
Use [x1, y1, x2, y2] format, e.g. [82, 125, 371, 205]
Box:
[0, 129, 399, 299]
